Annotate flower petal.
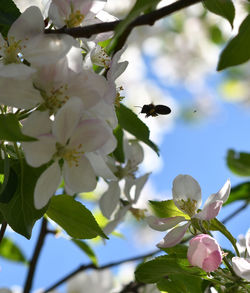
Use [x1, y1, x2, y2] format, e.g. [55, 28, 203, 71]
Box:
[24, 34, 75, 66]
[8, 6, 44, 41]
[63, 156, 97, 193]
[22, 135, 56, 167]
[34, 162, 61, 209]
[0, 64, 36, 80]
[232, 257, 250, 281]
[0, 77, 42, 109]
[202, 179, 231, 211]
[194, 200, 223, 221]
[103, 205, 131, 235]
[157, 222, 190, 248]
[85, 152, 116, 180]
[99, 181, 120, 219]
[246, 229, 250, 256]
[187, 234, 222, 273]
[53, 97, 83, 144]
[69, 119, 110, 152]
[147, 215, 187, 232]
[203, 250, 222, 272]
[22, 110, 52, 137]
[172, 174, 202, 211]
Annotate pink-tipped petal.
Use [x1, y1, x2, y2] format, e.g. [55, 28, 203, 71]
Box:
[202, 250, 222, 272]
[187, 234, 222, 273]
[157, 222, 190, 248]
[203, 179, 231, 210]
[147, 216, 187, 232]
[195, 200, 223, 220]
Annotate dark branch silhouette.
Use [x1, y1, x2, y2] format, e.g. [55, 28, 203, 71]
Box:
[23, 218, 48, 293]
[45, 0, 202, 39]
[43, 249, 160, 293]
[0, 221, 7, 243]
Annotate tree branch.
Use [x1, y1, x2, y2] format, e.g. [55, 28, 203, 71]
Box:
[43, 249, 160, 293]
[45, 0, 202, 39]
[222, 201, 249, 225]
[23, 218, 48, 293]
[0, 221, 7, 243]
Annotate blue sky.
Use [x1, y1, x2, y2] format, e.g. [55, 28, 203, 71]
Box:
[1, 53, 250, 292]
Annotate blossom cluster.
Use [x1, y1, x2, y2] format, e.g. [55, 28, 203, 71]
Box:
[0, 1, 131, 210]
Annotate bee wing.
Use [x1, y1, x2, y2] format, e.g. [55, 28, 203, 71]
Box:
[155, 105, 171, 115]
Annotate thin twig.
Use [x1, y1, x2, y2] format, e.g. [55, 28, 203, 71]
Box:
[43, 249, 160, 293]
[45, 0, 202, 39]
[0, 221, 7, 243]
[222, 202, 249, 224]
[23, 218, 48, 293]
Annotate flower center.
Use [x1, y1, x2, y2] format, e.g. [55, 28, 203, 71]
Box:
[115, 86, 125, 107]
[1, 37, 23, 64]
[91, 47, 111, 68]
[176, 198, 197, 217]
[65, 6, 85, 28]
[55, 143, 84, 167]
[42, 84, 70, 113]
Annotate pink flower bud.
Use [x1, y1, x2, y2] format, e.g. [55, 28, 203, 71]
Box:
[187, 234, 222, 272]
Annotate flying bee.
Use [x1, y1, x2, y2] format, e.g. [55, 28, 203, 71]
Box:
[136, 103, 171, 118]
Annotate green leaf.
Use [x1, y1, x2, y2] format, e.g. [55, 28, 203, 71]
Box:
[0, 237, 27, 263]
[47, 195, 108, 239]
[162, 244, 188, 258]
[224, 181, 250, 205]
[113, 125, 125, 163]
[157, 274, 203, 293]
[135, 255, 205, 284]
[203, 0, 235, 28]
[226, 149, 250, 176]
[109, 0, 160, 51]
[117, 104, 159, 155]
[0, 114, 36, 142]
[0, 157, 18, 203]
[0, 167, 18, 203]
[217, 14, 250, 71]
[207, 218, 239, 256]
[0, 0, 20, 37]
[72, 239, 98, 265]
[149, 200, 188, 218]
[0, 161, 48, 239]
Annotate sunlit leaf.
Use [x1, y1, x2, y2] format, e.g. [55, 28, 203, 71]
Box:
[149, 200, 188, 219]
[72, 239, 98, 265]
[226, 149, 250, 176]
[135, 255, 205, 284]
[47, 195, 108, 239]
[117, 104, 159, 155]
[203, 0, 235, 28]
[217, 14, 250, 70]
[206, 218, 238, 255]
[0, 237, 27, 263]
[109, 0, 161, 51]
[157, 274, 203, 293]
[224, 181, 250, 205]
